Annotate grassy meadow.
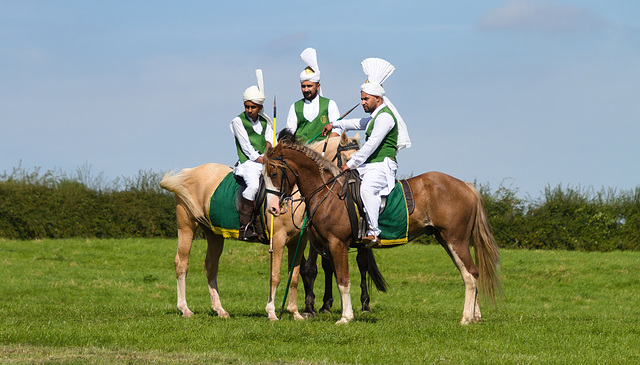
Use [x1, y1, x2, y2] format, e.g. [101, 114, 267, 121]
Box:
[1, 238, 639, 364]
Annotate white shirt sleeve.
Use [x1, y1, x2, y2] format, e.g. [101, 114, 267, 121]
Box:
[286, 103, 298, 134]
[333, 116, 371, 131]
[345, 112, 395, 169]
[327, 99, 344, 135]
[230, 116, 262, 162]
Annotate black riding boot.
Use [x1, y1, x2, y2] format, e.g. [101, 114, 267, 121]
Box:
[238, 197, 258, 241]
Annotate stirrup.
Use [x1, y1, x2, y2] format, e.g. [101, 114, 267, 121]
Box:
[362, 235, 380, 248]
[239, 225, 258, 241]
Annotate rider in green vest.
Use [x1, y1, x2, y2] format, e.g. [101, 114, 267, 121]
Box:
[230, 69, 273, 241]
[323, 58, 411, 248]
[286, 48, 342, 143]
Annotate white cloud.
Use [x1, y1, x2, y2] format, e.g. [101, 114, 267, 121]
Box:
[477, 1, 606, 32]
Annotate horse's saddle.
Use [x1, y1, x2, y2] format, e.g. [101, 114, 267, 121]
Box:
[343, 171, 414, 246]
[207, 172, 268, 243]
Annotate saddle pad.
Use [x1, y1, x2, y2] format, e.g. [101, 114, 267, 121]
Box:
[377, 181, 409, 246]
[208, 172, 241, 239]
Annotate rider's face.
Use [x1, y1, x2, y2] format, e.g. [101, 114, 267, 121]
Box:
[361, 92, 382, 113]
[244, 101, 263, 121]
[301, 81, 320, 101]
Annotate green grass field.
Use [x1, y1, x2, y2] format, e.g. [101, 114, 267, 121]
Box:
[1, 238, 639, 364]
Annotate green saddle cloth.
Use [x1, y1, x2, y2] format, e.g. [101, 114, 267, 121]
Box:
[208, 172, 241, 239]
[377, 181, 410, 246]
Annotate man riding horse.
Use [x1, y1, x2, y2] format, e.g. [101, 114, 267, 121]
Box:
[286, 47, 343, 143]
[229, 69, 274, 241]
[323, 58, 411, 248]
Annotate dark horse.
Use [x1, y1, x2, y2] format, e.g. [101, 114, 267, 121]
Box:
[263, 137, 501, 324]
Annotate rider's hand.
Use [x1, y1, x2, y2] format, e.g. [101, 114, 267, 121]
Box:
[340, 164, 350, 172]
[322, 123, 333, 136]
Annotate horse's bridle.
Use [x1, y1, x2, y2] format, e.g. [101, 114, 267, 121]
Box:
[331, 139, 360, 167]
[266, 139, 361, 232]
[265, 155, 299, 208]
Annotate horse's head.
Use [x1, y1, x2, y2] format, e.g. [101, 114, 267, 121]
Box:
[263, 143, 297, 217]
[336, 132, 360, 165]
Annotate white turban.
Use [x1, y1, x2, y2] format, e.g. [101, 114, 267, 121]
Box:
[241, 69, 273, 129]
[298, 48, 322, 94]
[243, 69, 265, 105]
[360, 58, 411, 150]
[361, 83, 386, 97]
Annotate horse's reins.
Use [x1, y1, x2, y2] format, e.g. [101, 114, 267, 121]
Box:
[269, 154, 349, 228]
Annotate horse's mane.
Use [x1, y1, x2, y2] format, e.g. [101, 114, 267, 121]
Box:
[273, 129, 341, 176]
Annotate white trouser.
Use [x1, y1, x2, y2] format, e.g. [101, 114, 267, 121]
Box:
[356, 157, 398, 237]
[233, 160, 262, 200]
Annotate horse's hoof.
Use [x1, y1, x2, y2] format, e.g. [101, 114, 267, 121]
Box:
[217, 311, 230, 319]
[319, 308, 331, 314]
[335, 318, 351, 325]
[301, 312, 317, 319]
[181, 310, 194, 318]
[268, 316, 279, 321]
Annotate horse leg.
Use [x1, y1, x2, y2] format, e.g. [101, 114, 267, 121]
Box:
[175, 199, 196, 317]
[330, 242, 353, 325]
[319, 254, 335, 313]
[265, 230, 286, 321]
[356, 248, 370, 312]
[436, 233, 481, 325]
[300, 243, 318, 318]
[203, 229, 229, 318]
[284, 236, 307, 320]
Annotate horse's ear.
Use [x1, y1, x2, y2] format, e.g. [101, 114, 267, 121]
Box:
[340, 132, 348, 145]
[353, 132, 361, 140]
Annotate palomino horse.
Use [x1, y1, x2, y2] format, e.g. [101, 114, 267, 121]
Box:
[263, 138, 502, 325]
[160, 134, 383, 320]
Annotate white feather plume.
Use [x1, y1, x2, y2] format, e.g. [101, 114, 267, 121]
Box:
[300, 47, 319, 73]
[361, 58, 395, 85]
[255, 69, 264, 93]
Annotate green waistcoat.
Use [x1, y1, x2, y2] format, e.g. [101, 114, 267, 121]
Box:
[365, 106, 398, 164]
[294, 96, 330, 143]
[235, 112, 267, 164]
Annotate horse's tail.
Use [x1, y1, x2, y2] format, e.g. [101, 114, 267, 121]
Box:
[466, 182, 502, 304]
[160, 169, 207, 225]
[361, 247, 388, 293]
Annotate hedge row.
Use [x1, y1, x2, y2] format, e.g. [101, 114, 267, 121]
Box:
[0, 179, 176, 240]
[1, 166, 638, 251]
[481, 184, 640, 251]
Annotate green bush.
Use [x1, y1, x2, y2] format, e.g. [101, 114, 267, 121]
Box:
[0, 164, 176, 240]
[1, 164, 638, 251]
[483, 183, 639, 251]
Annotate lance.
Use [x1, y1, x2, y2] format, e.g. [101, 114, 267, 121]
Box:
[270, 96, 277, 254]
[321, 102, 359, 157]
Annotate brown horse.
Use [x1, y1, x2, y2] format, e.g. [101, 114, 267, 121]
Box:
[263, 138, 502, 325]
[160, 134, 382, 320]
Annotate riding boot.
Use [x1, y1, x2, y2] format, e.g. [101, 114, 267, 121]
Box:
[238, 197, 258, 241]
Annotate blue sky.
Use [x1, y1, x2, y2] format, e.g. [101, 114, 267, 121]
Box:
[1, 0, 638, 198]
